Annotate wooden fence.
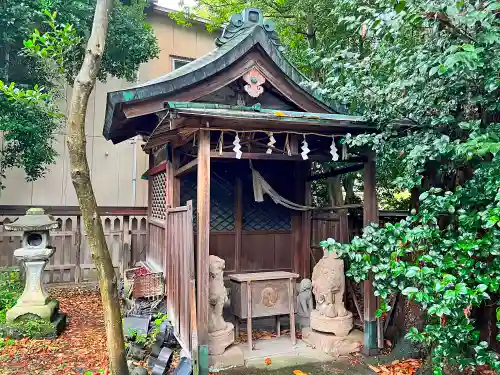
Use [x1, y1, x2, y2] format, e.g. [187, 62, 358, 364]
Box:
[310, 208, 408, 267]
[310, 209, 350, 267]
[0, 206, 148, 283]
[146, 201, 195, 354]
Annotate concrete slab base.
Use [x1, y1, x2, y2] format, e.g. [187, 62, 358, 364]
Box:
[302, 328, 363, 357]
[209, 345, 244, 370]
[232, 336, 334, 370]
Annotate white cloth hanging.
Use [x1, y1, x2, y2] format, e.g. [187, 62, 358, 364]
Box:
[250, 164, 313, 211]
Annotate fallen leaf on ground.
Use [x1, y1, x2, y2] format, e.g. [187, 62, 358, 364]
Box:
[235, 328, 300, 344]
[292, 370, 308, 375]
[368, 358, 422, 375]
[0, 286, 108, 375]
[264, 357, 272, 365]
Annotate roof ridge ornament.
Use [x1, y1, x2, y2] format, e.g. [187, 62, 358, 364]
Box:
[215, 8, 281, 48]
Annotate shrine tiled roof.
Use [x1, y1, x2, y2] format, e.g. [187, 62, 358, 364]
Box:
[103, 8, 345, 141]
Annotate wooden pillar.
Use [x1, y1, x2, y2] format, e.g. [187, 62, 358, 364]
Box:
[172, 148, 181, 207]
[234, 178, 242, 273]
[146, 153, 154, 261]
[147, 153, 154, 217]
[301, 164, 312, 278]
[165, 161, 174, 208]
[291, 162, 303, 275]
[196, 130, 210, 374]
[362, 154, 379, 356]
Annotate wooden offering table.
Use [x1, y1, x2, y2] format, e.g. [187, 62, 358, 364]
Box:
[228, 271, 299, 351]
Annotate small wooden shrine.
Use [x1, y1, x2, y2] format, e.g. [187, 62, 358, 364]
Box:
[103, 7, 380, 372]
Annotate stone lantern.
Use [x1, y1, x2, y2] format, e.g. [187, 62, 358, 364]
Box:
[4, 208, 61, 322]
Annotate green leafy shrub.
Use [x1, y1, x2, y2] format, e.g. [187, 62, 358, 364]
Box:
[127, 313, 169, 348]
[304, 0, 500, 373]
[0, 268, 55, 338]
[0, 337, 15, 348]
[0, 268, 23, 314]
[322, 142, 500, 373]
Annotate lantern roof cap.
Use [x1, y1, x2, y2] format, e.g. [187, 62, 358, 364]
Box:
[4, 208, 60, 232]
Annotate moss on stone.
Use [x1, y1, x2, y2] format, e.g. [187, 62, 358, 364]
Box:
[0, 317, 57, 339]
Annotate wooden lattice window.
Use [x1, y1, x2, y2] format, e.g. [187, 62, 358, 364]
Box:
[241, 169, 292, 231]
[242, 194, 292, 231]
[151, 170, 166, 220]
[180, 166, 235, 232]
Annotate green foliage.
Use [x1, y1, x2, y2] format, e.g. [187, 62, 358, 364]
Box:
[102, 0, 159, 82]
[23, 10, 81, 76]
[0, 337, 15, 348]
[0, 268, 23, 313]
[0, 0, 158, 186]
[127, 313, 169, 348]
[315, 1, 500, 371]
[6, 316, 56, 338]
[128, 328, 148, 345]
[149, 312, 168, 343]
[321, 154, 500, 370]
[83, 370, 105, 375]
[2, 0, 159, 84]
[37, 0, 160, 82]
[0, 80, 62, 188]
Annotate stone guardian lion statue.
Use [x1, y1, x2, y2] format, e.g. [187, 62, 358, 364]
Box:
[311, 250, 348, 318]
[208, 255, 228, 333]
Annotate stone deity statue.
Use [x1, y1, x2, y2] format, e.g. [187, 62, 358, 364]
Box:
[296, 278, 313, 328]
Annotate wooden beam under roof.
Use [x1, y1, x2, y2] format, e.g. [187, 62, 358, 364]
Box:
[174, 158, 198, 177]
[209, 151, 333, 161]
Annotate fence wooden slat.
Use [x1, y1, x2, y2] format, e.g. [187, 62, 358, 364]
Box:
[121, 216, 131, 276]
[148, 201, 194, 353]
[75, 216, 82, 283]
[0, 211, 147, 283]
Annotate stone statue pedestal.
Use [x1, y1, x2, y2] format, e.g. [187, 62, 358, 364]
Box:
[310, 310, 353, 337]
[303, 310, 361, 356]
[303, 250, 361, 356]
[208, 344, 244, 370]
[208, 324, 244, 369]
[208, 322, 235, 355]
[302, 327, 362, 357]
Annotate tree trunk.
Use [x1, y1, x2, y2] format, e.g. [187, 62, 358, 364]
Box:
[66, 1, 128, 375]
[343, 174, 360, 204]
[327, 175, 343, 206]
[3, 43, 9, 82]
